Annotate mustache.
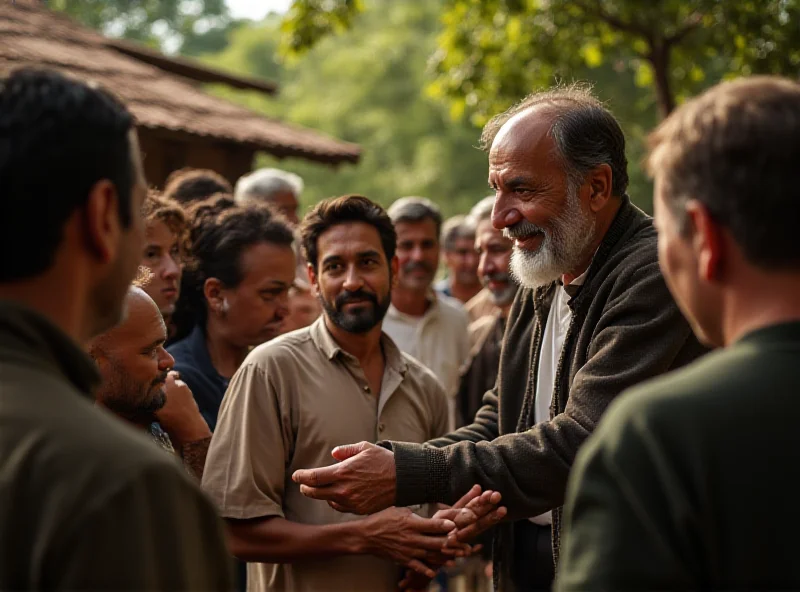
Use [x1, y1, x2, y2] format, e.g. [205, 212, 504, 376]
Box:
[483, 272, 512, 283]
[503, 220, 545, 241]
[402, 261, 435, 274]
[335, 289, 378, 309]
[150, 371, 168, 389]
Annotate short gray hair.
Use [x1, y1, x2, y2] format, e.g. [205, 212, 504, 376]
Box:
[234, 168, 304, 205]
[441, 215, 475, 251]
[469, 196, 495, 225]
[387, 196, 443, 237]
[480, 82, 629, 197]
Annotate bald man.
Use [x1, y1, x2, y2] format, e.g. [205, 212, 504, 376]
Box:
[89, 286, 212, 478]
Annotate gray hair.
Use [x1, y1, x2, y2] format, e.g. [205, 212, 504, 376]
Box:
[480, 82, 629, 197]
[441, 215, 475, 251]
[469, 196, 495, 225]
[234, 168, 304, 205]
[387, 196, 443, 237]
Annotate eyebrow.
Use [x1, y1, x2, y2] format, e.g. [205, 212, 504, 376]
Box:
[261, 280, 290, 289]
[505, 176, 537, 189]
[142, 337, 164, 351]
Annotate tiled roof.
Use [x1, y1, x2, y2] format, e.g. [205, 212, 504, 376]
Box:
[0, 1, 361, 164]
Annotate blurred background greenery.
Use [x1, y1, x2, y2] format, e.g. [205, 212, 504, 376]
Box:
[51, 0, 800, 216]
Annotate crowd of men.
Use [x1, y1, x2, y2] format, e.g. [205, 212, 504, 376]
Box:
[2, 64, 800, 592]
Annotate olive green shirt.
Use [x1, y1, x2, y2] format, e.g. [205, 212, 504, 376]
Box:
[558, 321, 800, 590]
[0, 300, 234, 590]
[202, 317, 449, 592]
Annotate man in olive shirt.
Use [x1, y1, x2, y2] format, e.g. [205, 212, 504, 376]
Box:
[0, 68, 232, 590]
[203, 195, 503, 591]
[558, 77, 800, 590]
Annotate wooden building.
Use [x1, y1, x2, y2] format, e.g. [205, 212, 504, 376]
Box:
[0, 0, 361, 187]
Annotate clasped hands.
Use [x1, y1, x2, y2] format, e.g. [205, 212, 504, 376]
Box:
[292, 442, 506, 582]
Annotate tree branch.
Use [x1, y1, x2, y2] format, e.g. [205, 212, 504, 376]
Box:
[665, 11, 705, 45]
[571, 0, 652, 39]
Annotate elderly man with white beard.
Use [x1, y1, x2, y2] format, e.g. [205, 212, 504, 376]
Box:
[291, 83, 706, 591]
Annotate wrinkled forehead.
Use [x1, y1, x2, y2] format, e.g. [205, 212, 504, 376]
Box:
[489, 106, 561, 167]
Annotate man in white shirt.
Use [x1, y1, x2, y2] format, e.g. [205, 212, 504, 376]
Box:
[382, 197, 470, 428]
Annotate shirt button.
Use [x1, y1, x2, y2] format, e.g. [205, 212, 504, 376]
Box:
[378, 423, 385, 432]
[363, 385, 370, 393]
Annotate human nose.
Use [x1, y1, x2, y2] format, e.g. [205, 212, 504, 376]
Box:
[163, 255, 180, 280]
[342, 265, 363, 292]
[275, 291, 290, 320]
[158, 348, 174, 371]
[491, 192, 522, 230]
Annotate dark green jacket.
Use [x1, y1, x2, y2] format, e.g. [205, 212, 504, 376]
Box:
[0, 301, 234, 590]
[384, 197, 705, 590]
[559, 321, 800, 591]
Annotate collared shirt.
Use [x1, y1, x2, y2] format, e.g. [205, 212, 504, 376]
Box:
[531, 269, 589, 526]
[168, 325, 230, 432]
[383, 292, 470, 428]
[202, 317, 449, 592]
[0, 300, 233, 590]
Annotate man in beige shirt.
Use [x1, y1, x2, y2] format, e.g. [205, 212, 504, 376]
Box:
[203, 195, 500, 591]
[382, 197, 470, 428]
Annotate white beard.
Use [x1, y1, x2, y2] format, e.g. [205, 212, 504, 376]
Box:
[509, 190, 596, 289]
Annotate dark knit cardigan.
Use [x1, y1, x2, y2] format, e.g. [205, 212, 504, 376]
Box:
[382, 197, 706, 590]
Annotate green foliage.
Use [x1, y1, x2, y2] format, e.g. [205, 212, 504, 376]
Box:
[48, 0, 232, 53]
[203, 1, 492, 218]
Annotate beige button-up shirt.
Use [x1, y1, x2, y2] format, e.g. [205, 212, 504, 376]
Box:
[202, 317, 449, 592]
[383, 293, 470, 428]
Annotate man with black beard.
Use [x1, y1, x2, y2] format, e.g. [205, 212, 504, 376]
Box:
[89, 286, 213, 479]
[202, 195, 507, 592]
[292, 85, 706, 590]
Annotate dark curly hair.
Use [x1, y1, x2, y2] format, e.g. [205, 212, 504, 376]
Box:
[163, 167, 233, 206]
[299, 194, 396, 272]
[171, 194, 295, 340]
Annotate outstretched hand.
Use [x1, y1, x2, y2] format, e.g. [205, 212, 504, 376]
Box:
[292, 441, 396, 514]
[398, 485, 506, 590]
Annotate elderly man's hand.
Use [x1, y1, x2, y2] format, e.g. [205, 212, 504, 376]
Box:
[292, 441, 396, 514]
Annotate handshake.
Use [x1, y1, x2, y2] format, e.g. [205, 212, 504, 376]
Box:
[291, 441, 506, 588]
[370, 484, 505, 590]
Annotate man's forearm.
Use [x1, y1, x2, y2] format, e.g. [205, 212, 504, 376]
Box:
[180, 437, 211, 480]
[426, 391, 499, 448]
[226, 516, 366, 564]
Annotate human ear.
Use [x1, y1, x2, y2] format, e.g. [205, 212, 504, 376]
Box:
[82, 179, 121, 264]
[686, 201, 723, 283]
[586, 163, 613, 213]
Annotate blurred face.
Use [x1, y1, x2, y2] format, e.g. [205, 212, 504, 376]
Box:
[141, 220, 182, 316]
[92, 292, 173, 426]
[282, 286, 321, 333]
[489, 108, 596, 288]
[91, 131, 148, 334]
[310, 222, 395, 334]
[653, 176, 723, 347]
[394, 219, 440, 293]
[209, 242, 296, 348]
[267, 190, 300, 226]
[476, 218, 518, 307]
[444, 236, 480, 286]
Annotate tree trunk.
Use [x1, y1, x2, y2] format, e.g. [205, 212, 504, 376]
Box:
[649, 39, 675, 119]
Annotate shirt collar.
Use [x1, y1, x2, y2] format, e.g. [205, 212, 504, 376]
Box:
[387, 290, 441, 321]
[309, 316, 407, 375]
[0, 299, 100, 398]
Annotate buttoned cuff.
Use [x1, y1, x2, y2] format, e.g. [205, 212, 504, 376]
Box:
[379, 440, 451, 507]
